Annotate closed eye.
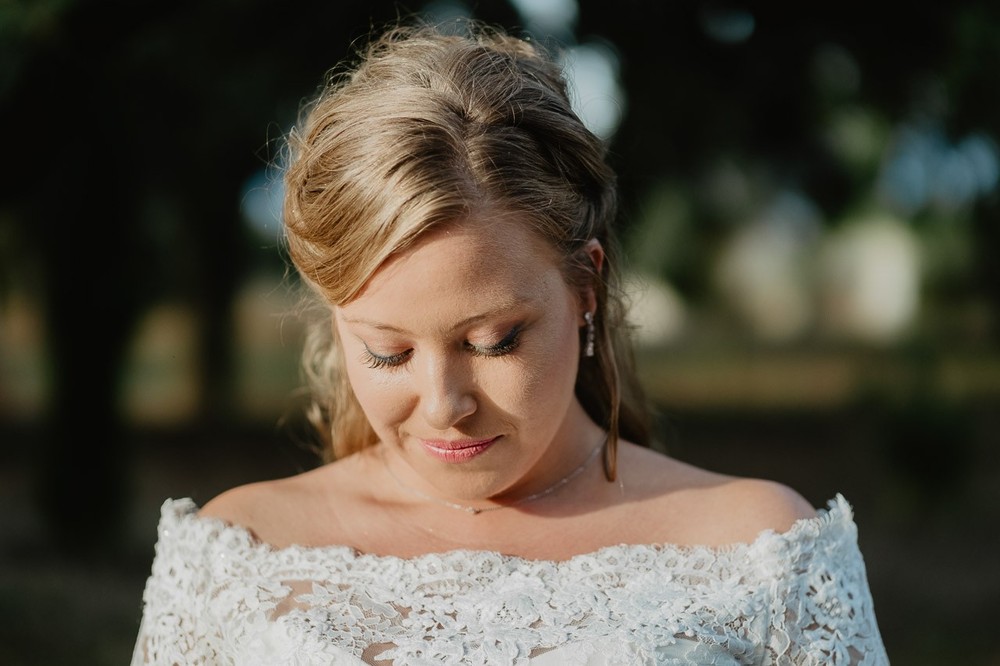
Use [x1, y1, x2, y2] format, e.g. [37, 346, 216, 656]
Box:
[362, 345, 412, 370]
[361, 324, 523, 369]
[466, 325, 522, 358]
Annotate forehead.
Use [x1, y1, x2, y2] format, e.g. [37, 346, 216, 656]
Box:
[344, 215, 567, 313]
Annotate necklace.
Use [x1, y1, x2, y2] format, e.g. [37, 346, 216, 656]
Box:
[381, 437, 606, 515]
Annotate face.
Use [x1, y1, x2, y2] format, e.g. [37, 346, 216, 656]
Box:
[334, 215, 602, 502]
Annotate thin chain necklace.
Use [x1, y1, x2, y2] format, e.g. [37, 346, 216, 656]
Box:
[381, 437, 606, 515]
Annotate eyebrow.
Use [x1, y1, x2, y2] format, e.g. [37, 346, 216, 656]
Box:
[340, 298, 537, 335]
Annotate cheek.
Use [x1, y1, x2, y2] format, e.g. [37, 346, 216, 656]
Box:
[486, 319, 580, 418]
[534, 329, 580, 404]
[343, 356, 412, 432]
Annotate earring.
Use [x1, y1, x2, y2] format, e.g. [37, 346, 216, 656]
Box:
[583, 311, 595, 357]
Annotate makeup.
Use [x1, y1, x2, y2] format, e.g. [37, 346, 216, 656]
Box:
[419, 436, 500, 463]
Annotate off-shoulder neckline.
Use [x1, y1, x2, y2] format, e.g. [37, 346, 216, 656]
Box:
[154, 494, 855, 567]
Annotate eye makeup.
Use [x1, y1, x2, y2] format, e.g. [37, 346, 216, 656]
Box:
[465, 324, 523, 358]
[362, 344, 412, 370]
[361, 323, 525, 370]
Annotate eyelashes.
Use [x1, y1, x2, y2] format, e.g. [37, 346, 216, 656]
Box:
[362, 325, 523, 370]
[362, 346, 411, 370]
[466, 324, 522, 358]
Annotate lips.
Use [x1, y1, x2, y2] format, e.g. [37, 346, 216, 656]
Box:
[419, 436, 500, 463]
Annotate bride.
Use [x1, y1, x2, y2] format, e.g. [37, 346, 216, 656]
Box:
[131, 18, 888, 665]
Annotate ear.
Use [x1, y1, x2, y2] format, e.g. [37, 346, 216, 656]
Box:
[578, 238, 605, 321]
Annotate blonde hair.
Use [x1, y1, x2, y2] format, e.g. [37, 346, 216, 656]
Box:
[282, 19, 651, 479]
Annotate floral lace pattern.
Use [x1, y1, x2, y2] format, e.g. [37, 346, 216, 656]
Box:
[131, 494, 888, 665]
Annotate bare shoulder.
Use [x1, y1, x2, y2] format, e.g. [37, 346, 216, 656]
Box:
[699, 475, 818, 540]
[198, 457, 364, 548]
[618, 444, 818, 546]
[198, 474, 306, 541]
[199, 477, 292, 529]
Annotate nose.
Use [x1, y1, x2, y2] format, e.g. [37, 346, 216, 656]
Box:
[417, 351, 477, 430]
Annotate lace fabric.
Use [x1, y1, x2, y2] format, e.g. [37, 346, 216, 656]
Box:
[131, 494, 888, 665]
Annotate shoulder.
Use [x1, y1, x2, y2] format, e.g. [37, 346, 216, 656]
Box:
[618, 444, 818, 546]
[696, 475, 818, 543]
[198, 477, 307, 548]
[677, 476, 817, 546]
[198, 478, 293, 532]
[198, 456, 365, 548]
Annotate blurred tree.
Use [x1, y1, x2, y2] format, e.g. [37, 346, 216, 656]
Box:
[578, 2, 999, 312]
[0, 0, 518, 555]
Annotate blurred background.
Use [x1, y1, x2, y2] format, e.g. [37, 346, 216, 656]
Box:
[2, 0, 999, 663]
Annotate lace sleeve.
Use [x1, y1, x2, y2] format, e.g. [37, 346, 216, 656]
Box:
[130, 499, 223, 665]
[767, 495, 889, 665]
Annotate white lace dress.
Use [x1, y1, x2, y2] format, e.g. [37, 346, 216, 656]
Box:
[130, 494, 888, 665]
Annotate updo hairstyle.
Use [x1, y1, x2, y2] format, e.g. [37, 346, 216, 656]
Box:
[281, 19, 651, 480]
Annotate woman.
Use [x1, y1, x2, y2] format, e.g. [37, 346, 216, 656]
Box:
[131, 19, 888, 665]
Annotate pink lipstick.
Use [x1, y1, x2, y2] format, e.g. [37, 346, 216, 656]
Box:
[419, 436, 499, 463]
